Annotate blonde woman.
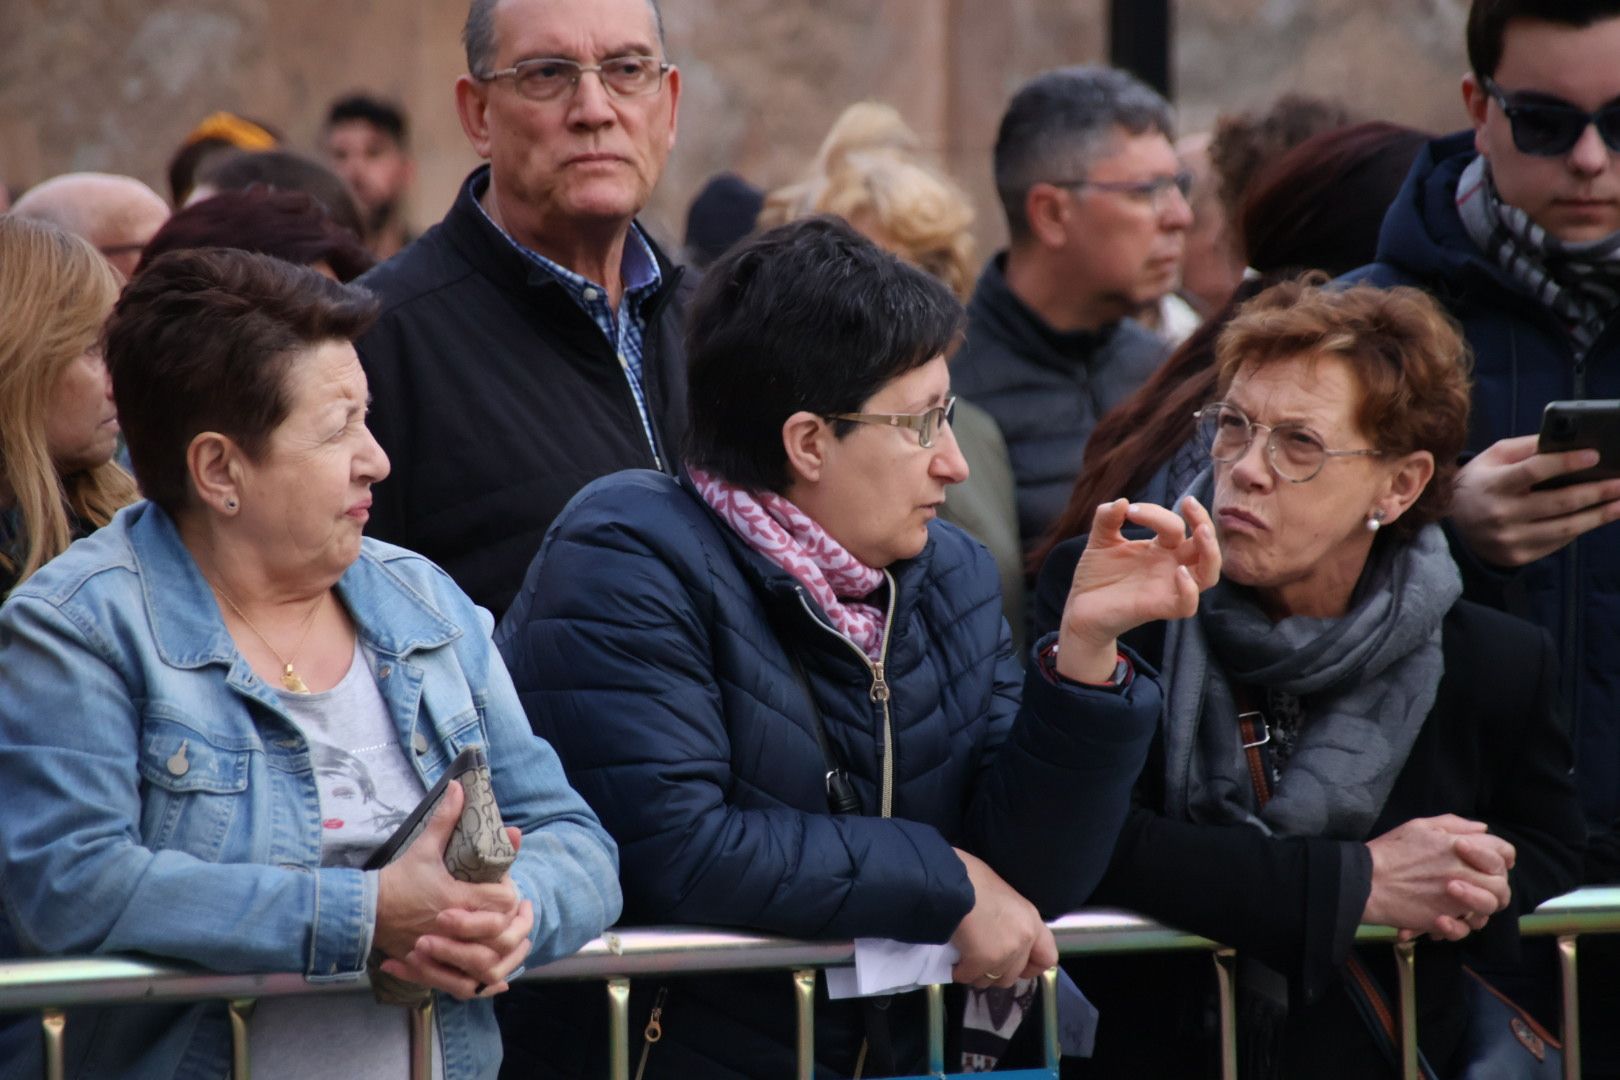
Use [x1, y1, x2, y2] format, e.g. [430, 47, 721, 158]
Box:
[0, 215, 138, 599]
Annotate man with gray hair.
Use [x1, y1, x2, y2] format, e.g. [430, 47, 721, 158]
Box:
[355, 0, 689, 618]
[11, 172, 170, 280]
[953, 65, 1192, 556]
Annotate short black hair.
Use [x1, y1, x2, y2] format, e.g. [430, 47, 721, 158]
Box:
[1467, 0, 1620, 79]
[195, 149, 365, 239]
[684, 216, 963, 492]
[994, 65, 1173, 241]
[106, 249, 379, 516]
[326, 93, 409, 147]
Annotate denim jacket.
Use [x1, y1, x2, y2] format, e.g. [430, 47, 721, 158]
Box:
[0, 502, 622, 1080]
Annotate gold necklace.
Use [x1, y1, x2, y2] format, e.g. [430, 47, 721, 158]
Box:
[211, 585, 327, 693]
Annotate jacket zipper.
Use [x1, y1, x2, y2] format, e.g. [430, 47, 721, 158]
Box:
[633, 985, 668, 1080]
[794, 570, 898, 818]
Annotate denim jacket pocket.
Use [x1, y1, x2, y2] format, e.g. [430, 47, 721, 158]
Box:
[137, 709, 254, 858]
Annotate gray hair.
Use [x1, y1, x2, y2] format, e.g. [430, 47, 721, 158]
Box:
[464, 0, 667, 76]
[993, 65, 1174, 240]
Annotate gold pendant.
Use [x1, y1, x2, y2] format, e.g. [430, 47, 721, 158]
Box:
[282, 664, 310, 694]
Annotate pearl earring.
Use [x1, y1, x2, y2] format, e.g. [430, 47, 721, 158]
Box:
[1366, 509, 1385, 532]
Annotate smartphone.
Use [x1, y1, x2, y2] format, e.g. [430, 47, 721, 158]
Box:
[1534, 400, 1620, 490]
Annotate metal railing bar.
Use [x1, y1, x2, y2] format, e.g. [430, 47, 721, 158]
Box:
[1558, 935, 1580, 1080]
[227, 998, 255, 1080]
[40, 1008, 64, 1080]
[1039, 967, 1060, 1072]
[1394, 940, 1419, 1080]
[792, 969, 815, 1080]
[606, 977, 631, 1080]
[925, 982, 945, 1074]
[1212, 949, 1237, 1080]
[409, 998, 434, 1080]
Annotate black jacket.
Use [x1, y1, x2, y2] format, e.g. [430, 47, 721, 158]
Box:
[1344, 133, 1620, 878]
[1033, 536, 1585, 1078]
[951, 255, 1165, 553]
[354, 166, 693, 618]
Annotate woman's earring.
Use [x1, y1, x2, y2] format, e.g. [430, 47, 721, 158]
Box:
[1366, 509, 1385, 532]
[224, 497, 238, 511]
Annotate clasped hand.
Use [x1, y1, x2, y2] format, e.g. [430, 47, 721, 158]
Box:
[948, 848, 1057, 989]
[374, 779, 534, 999]
[1057, 497, 1222, 682]
[1363, 815, 1516, 943]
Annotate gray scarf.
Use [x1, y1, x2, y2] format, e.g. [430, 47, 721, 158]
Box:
[1456, 154, 1620, 358]
[1162, 471, 1462, 840]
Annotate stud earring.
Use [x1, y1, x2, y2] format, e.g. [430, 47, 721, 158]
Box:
[225, 497, 238, 511]
[1366, 509, 1385, 532]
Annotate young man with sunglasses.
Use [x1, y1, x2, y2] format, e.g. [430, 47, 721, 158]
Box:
[1351, 3, 1620, 1068]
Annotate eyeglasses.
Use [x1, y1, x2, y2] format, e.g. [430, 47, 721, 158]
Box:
[1047, 169, 1194, 212]
[476, 55, 671, 102]
[1482, 77, 1620, 157]
[828, 396, 957, 449]
[1194, 402, 1383, 483]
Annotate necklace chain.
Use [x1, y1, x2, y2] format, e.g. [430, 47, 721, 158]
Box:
[211, 584, 326, 694]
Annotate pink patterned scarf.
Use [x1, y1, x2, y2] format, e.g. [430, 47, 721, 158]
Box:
[689, 466, 887, 660]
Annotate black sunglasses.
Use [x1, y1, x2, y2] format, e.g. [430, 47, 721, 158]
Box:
[1483, 77, 1620, 157]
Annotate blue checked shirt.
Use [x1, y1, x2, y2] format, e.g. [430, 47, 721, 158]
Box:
[474, 187, 666, 466]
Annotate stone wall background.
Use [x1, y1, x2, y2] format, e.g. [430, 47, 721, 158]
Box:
[1, 0, 1472, 256]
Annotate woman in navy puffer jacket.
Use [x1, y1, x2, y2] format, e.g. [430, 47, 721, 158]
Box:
[493, 218, 1221, 1079]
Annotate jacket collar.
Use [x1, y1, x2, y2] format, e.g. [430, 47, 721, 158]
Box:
[966, 252, 1122, 371]
[440, 165, 686, 308]
[128, 502, 460, 671]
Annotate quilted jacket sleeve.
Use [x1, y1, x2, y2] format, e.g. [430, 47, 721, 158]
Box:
[496, 481, 976, 944]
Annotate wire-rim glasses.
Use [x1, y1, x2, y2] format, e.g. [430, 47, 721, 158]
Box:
[1194, 402, 1383, 483]
[1046, 169, 1194, 212]
[1482, 76, 1620, 157]
[828, 396, 957, 449]
[476, 55, 671, 102]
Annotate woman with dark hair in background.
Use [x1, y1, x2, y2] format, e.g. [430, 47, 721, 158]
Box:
[1030, 121, 1431, 573]
[0, 215, 139, 601]
[137, 187, 374, 282]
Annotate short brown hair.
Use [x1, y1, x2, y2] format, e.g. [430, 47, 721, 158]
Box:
[1214, 278, 1472, 538]
[105, 248, 379, 516]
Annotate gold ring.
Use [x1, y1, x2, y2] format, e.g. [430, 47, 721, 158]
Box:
[984, 971, 1003, 980]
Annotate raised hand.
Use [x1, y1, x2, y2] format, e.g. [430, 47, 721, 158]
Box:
[1055, 497, 1221, 682]
[1450, 434, 1620, 567]
[948, 848, 1057, 989]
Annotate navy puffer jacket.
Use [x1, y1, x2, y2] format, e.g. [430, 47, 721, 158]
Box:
[1345, 132, 1620, 868]
[492, 471, 1159, 1079]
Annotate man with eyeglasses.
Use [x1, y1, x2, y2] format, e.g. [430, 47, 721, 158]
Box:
[11, 172, 171, 281]
[1349, 2, 1620, 1068]
[354, 0, 688, 619]
[953, 65, 1192, 564]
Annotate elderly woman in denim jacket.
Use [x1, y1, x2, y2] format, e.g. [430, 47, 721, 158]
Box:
[0, 250, 621, 1080]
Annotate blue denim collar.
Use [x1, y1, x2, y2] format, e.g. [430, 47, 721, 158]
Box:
[126, 502, 462, 672]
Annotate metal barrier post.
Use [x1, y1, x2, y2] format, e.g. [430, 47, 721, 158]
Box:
[607, 977, 631, 1080]
[1394, 940, 1419, 1080]
[925, 982, 945, 1074]
[40, 1008, 65, 1080]
[792, 969, 816, 1080]
[1212, 949, 1237, 1080]
[1558, 935, 1581, 1080]
[227, 998, 256, 1079]
[408, 997, 434, 1080]
[1040, 967, 1061, 1072]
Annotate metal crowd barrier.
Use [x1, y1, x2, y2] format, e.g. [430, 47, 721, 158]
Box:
[1, 886, 1616, 1080]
